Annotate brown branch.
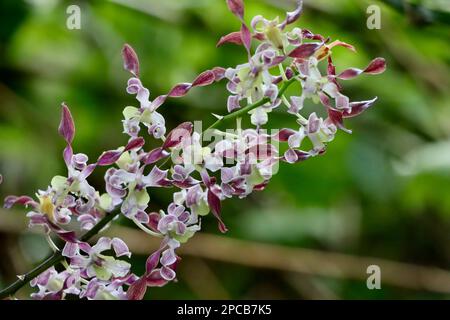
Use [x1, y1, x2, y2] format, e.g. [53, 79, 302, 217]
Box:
[105, 225, 450, 294]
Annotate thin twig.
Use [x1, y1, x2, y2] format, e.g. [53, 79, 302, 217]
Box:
[0, 211, 120, 299]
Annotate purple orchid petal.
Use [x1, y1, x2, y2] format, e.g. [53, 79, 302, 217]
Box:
[136, 88, 150, 107]
[221, 167, 235, 184]
[55, 230, 78, 243]
[308, 113, 321, 134]
[200, 170, 213, 188]
[146, 250, 162, 274]
[62, 242, 79, 258]
[192, 70, 215, 87]
[63, 145, 73, 168]
[207, 189, 227, 233]
[289, 42, 323, 59]
[92, 237, 112, 254]
[160, 249, 177, 267]
[27, 212, 48, 227]
[84, 279, 100, 299]
[147, 95, 167, 111]
[240, 159, 252, 176]
[283, 149, 311, 163]
[124, 137, 145, 152]
[327, 108, 352, 133]
[4, 195, 37, 209]
[302, 29, 325, 41]
[163, 122, 193, 149]
[343, 97, 378, 118]
[146, 269, 168, 287]
[112, 238, 131, 258]
[78, 242, 92, 253]
[33, 268, 54, 287]
[241, 23, 252, 54]
[284, 149, 298, 164]
[97, 150, 123, 166]
[168, 83, 192, 97]
[144, 166, 168, 187]
[122, 44, 140, 77]
[273, 128, 296, 142]
[337, 57, 386, 80]
[79, 163, 97, 180]
[135, 210, 150, 224]
[58, 103, 75, 144]
[226, 0, 244, 20]
[227, 95, 241, 112]
[284, 0, 303, 26]
[364, 57, 387, 74]
[217, 31, 244, 47]
[144, 147, 169, 164]
[212, 67, 226, 81]
[185, 185, 201, 207]
[126, 78, 142, 94]
[147, 212, 161, 232]
[221, 183, 234, 198]
[77, 214, 96, 231]
[159, 266, 176, 281]
[157, 215, 178, 234]
[126, 277, 147, 300]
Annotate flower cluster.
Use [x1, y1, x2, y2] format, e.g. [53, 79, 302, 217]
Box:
[1, 0, 385, 300]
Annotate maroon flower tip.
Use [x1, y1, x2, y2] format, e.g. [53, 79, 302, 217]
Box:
[146, 250, 162, 274]
[328, 108, 352, 134]
[288, 42, 323, 59]
[168, 83, 192, 97]
[4, 195, 36, 209]
[207, 190, 227, 233]
[144, 147, 169, 164]
[163, 122, 193, 149]
[364, 57, 386, 74]
[337, 57, 387, 80]
[58, 103, 75, 145]
[126, 278, 148, 300]
[240, 23, 252, 53]
[192, 71, 215, 87]
[285, 0, 303, 25]
[124, 137, 145, 152]
[343, 97, 378, 118]
[226, 0, 244, 20]
[273, 128, 296, 142]
[217, 31, 244, 47]
[122, 44, 140, 77]
[97, 150, 123, 166]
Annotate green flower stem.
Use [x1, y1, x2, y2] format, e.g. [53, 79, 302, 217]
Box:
[0, 211, 120, 299]
[205, 75, 298, 132]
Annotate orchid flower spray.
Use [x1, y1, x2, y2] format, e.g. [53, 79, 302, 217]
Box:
[0, 0, 385, 300]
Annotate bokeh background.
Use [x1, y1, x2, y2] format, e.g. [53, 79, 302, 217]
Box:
[0, 0, 449, 299]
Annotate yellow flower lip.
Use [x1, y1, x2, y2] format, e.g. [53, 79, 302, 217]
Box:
[39, 195, 55, 222]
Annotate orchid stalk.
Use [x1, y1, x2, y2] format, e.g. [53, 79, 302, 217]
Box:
[0, 0, 385, 300]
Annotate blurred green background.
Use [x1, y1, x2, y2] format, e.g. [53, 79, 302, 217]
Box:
[0, 0, 450, 299]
